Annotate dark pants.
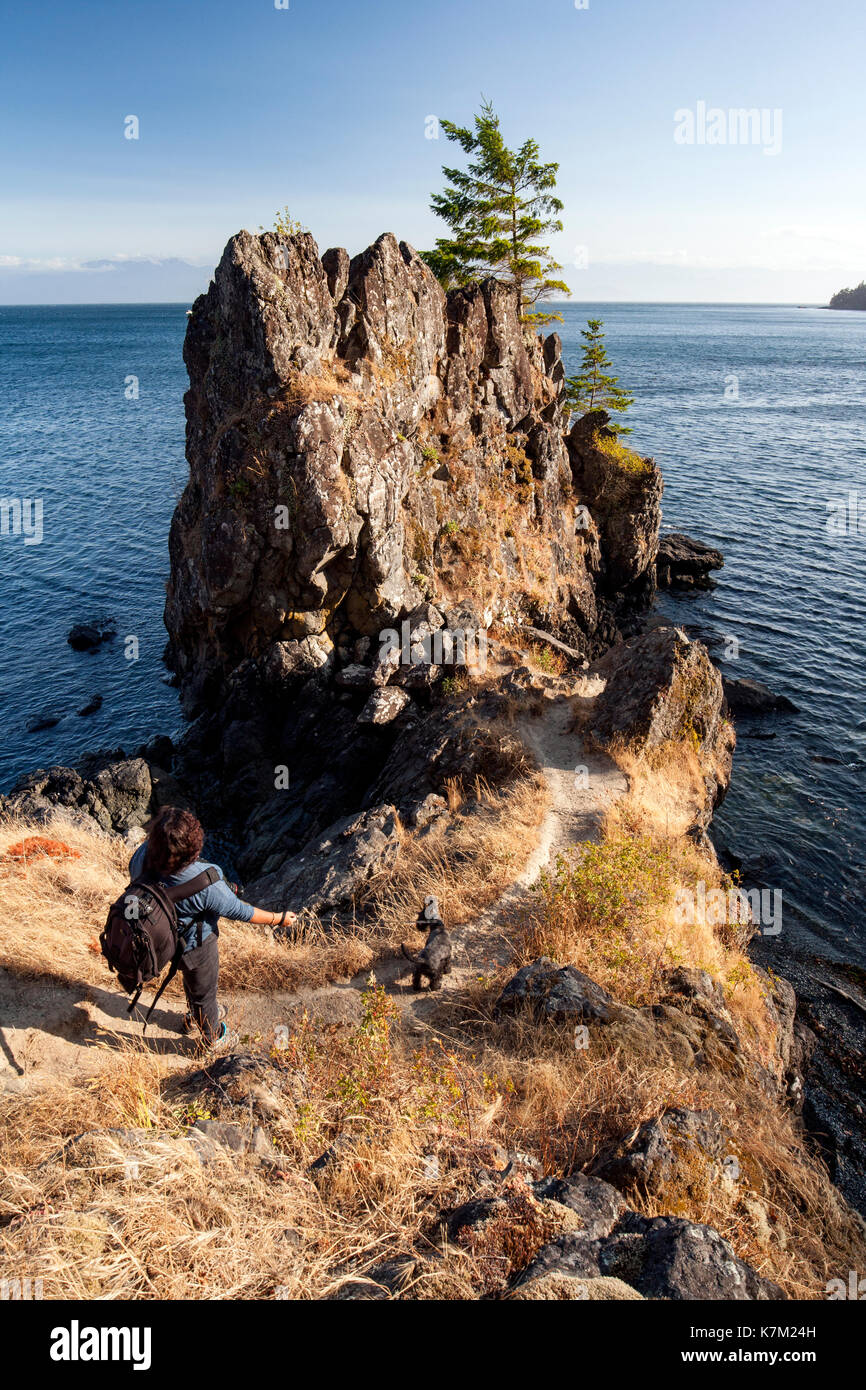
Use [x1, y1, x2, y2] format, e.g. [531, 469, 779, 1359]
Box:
[180, 934, 220, 1042]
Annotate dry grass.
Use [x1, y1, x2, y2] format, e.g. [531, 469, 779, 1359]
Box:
[361, 770, 547, 952]
[1, 725, 864, 1301]
[0, 817, 370, 1000]
[0, 990, 498, 1300]
[604, 731, 733, 841]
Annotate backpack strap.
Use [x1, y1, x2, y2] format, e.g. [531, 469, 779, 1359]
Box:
[163, 866, 221, 903]
[141, 942, 185, 1033]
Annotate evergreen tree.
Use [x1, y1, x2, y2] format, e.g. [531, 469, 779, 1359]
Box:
[564, 319, 633, 431]
[423, 100, 570, 325]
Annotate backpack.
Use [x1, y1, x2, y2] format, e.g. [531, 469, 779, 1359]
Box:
[100, 867, 219, 1029]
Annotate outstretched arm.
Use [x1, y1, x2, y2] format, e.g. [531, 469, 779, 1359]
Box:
[207, 875, 296, 928]
[248, 906, 297, 927]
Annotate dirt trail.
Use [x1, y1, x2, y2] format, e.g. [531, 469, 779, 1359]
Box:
[0, 694, 627, 1090]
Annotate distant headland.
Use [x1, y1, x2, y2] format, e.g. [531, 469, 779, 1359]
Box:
[828, 281, 866, 310]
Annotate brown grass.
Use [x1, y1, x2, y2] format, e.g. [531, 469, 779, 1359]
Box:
[0, 817, 370, 1000]
[362, 771, 547, 948]
[1, 721, 864, 1301]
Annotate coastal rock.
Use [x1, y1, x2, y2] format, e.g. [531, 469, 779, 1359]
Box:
[722, 676, 798, 716]
[589, 626, 735, 829]
[0, 756, 154, 835]
[77, 695, 104, 718]
[25, 712, 62, 733]
[249, 803, 401, 916]
[656, 532, 724, 589]
[495, 958, 615, 1023]
[67, 618, 116, 652]
[566, 410, 663, 600]
[164, 228, 662, 724]
[514, 1213, 785, 1301]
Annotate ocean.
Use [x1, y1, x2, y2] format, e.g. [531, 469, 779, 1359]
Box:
[1, 300, 864, 962]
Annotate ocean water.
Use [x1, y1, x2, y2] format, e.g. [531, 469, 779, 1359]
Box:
[557, 302, 866, 963]
[1, 301, 864, 961]
[0, 305, 187, 775]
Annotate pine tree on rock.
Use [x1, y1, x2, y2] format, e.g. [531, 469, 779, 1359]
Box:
[423, 99, 570, 325]
[565, 319, 634, 432]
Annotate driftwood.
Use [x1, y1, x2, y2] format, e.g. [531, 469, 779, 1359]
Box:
[521, 625, 584, 662]
[825, 982, 866, 1016]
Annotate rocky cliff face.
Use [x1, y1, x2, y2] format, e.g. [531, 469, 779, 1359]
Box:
[156, 227, 666, 878]
[165, 228, 661, 716]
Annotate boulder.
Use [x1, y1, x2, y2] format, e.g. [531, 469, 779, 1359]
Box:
[515, 1213, 785, 1301]
[506, 1273, 644, 1301]
[588, 1108, 732, 1205]
[590, 626, 735, 831]
[495, 958, 614, 1024]
[723, 676, 798, 716]
[531, 1172, 628, 1240]
[67, 618, 116, 652]
[249, 803, 401, 915]
[357, 688, 411, 725]
[0, 756, 154, 834]
[591, 626, 724, 755]
[656, 532, 724, 589]
[77, 695, 104, 718]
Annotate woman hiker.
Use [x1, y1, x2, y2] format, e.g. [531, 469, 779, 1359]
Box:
[128, 806, 294, 1048]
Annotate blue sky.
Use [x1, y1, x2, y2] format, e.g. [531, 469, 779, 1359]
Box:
[1, 0, 864, 302]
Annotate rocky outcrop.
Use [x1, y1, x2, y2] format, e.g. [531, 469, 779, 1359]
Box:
[514, 1211, 784, 1301]
[2, 757, 152, 836]
[588, 625, 735, 831]
[566, 410, 662, 603]
[438, 1164, 783, 1300]
[133, 225, 670, 891]
[250, 804, 400, 916]
[723, 676, 798, 716]
[588, 1107, 732, 1204]
[495, 958, 615, 1023]
[656, 532, 724, 589]
[0, 742, 189, 839]
[165, 227, 625, 716]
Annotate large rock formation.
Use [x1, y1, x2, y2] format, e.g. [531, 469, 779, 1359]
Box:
[165, 230, 662, 711]
[156, 227, 665, 876]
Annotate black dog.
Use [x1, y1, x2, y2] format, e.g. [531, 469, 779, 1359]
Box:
[402, 895, 452, 991]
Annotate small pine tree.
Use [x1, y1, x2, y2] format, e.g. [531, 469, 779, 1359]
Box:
[423, 100, 570, 325]
[564, 319, 633, 432]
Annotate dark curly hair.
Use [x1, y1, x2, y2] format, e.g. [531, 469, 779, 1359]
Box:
[145, 807, 204, 875]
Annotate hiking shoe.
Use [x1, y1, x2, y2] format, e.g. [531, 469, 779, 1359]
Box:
[181, 1004, 227, 1036]
[206, 1020, 238, 1052]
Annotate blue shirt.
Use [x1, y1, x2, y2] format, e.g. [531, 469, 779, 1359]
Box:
[128, 844, 255, 953]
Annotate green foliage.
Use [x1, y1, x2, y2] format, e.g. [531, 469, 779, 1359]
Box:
[423, 99, 570, 325]
[533, 837, 674, 961]
[261, 206, 309, 238]
[564, 319, 634, 432]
